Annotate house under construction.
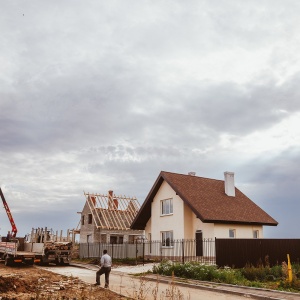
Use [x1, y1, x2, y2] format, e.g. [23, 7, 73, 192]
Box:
[78, 190, 144, 244]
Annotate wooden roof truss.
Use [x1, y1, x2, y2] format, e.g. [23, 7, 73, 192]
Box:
[84, 191, 140, 230]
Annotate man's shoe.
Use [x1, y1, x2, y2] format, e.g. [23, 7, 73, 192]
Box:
[94, 283, 100, 286]
[104, 285, 109, 289]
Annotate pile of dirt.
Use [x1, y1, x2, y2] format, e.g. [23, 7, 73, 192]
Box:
[0, 275, 35, 293]
[0, 263, 128, 300]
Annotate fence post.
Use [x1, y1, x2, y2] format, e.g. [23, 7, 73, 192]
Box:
[160, 242, 162, 262]
[99, 242, 101, 260]
[142, 238, 145, 266]
[215, 237, 217, 265]
[182, 239, 185, 264]
[135, 239, 138, 265]
[87, 242, 90, 258]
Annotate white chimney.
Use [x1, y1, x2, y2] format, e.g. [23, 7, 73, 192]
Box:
[224, 171, 235, 197]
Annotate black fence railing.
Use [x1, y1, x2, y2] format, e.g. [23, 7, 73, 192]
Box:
[79, 239, 216, 264]
[79, 238, 300, 268]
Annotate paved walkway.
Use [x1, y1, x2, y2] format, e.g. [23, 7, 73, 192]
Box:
[42, 262, 300, 300]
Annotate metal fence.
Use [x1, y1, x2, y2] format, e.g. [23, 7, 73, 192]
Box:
[79, 242, 143, 261]
[80, 238, 300, 268]
[80, 239, 216, 264]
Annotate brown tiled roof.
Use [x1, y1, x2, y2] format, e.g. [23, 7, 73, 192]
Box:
[131, 171, 278, 230]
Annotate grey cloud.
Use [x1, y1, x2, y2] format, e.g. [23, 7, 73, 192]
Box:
[1, 1, 300, 238]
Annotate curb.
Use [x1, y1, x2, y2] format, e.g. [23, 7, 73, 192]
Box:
[142, 275, 283, 300]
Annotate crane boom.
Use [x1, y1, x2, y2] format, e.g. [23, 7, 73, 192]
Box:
[0, 187, 18, 237]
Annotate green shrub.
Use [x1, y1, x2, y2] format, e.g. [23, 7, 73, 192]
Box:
[152, 261, 300, 292]
[214, 267, 244, 284]
[240, 264, 283, 282]
[153, 261, 242, 283]
[279, 278, 300, 291]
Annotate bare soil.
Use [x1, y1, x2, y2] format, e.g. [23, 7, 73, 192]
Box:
[0, 263, 129, 300]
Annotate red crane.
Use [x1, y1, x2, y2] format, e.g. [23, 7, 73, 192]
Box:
[0, 187, 18, 238]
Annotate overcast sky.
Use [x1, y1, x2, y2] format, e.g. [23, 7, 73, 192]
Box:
[1, 1, 300, 238]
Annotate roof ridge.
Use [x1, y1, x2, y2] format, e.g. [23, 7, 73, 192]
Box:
[161, 170, 224, 182]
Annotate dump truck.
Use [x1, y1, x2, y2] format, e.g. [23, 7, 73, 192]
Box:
[24, 227, 73, 265]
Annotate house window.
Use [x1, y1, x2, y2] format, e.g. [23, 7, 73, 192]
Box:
[253, 230, 259, 239]
[81, 216, 85, 225]
[161, 198, 173, 215]
[229, 229, 236, 238]
[88, 214, 92, 224]
[110, 236, 117, 244]
[128, 235, 136, 244]
[110, 235, 123, 244]
[162, 231, 173, 247]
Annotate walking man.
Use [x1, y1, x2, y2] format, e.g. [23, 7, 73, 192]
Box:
[95, 249, 112, 288]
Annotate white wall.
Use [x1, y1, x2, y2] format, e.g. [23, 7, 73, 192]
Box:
[214, 224, 263, 239]
[145, 218, 151, 239]
[193, 216, 215, 239]
[183, 202, 194, 239]
[150, 181, 184, 240]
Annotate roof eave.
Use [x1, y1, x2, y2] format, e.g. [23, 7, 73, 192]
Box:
[131, 172, 165, 230]
[201, 219, 278, 226]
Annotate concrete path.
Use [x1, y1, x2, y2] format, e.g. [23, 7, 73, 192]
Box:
[38, 263, 300, 300]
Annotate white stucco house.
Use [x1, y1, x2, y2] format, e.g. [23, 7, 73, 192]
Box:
[131, 171, 278, 245]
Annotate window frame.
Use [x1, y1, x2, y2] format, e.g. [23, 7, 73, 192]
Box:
[161, 231, 174, 247]
[161, 198, 173, 216]
[229, 229, 236, 238]
[253, 230, 259, 239]
[88, 213, 92, 224]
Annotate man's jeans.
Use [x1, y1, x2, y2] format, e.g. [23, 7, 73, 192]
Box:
[96, 266, 111, 287]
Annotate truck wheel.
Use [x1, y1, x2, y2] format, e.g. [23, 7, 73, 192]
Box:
[39, 257, 49, 266]
[4, 256, 13, 266]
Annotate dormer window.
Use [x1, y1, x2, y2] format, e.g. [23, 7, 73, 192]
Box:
[161, 198, 173, 216]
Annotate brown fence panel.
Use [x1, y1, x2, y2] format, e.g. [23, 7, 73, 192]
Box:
[216, 239, 300, 268]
